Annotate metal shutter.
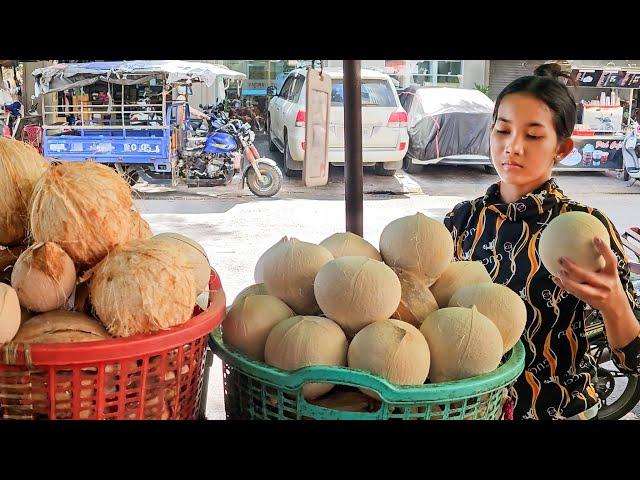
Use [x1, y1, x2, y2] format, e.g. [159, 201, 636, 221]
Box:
[488, 60, 547, 100]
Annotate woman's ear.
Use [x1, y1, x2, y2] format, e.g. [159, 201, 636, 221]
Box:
[555, 137, 574, 162]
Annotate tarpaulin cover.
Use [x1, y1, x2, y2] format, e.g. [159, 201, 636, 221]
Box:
[32, 60, 246, 96]
[400, 87, 494, 161]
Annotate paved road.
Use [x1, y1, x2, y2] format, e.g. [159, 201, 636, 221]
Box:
[133, 134, 640, 420]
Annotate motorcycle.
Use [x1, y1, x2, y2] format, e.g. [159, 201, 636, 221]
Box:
[178, 108, 282, 197]
[2, 101, 22, 138]
[621, 122, 640, 182]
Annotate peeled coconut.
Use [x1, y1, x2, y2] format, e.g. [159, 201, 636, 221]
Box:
[0, 137, 48, 246]
[391, 268, 439, 327]
[254, 236, 287, 284]
[539, 211, 609, 277]
[319, 232, 382, 261]
[29, 162, 138, 267]
[314, 256, 401, 338]
[261, 237, 333, 315]
[420, 306, 503, 383]
[13, 310, 110, 343]
[223, 294, 295, 361]
[348, 319, 430, 399]
[89, 238, 197, 337]
[264, 315, 348, 400]
[379, 213, 454, 285]
[232, 283, 269, 306]
[449, 282, 527, 354]
[11, 242, 76, 313]
[0, 283, 21, 343]
[153, 232, 211, 295]
[430, 261, 492, 307]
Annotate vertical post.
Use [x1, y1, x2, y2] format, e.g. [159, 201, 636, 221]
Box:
[343, 60, 363, 237]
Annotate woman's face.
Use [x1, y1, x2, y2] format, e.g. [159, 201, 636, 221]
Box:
[490, 93, 572, 188]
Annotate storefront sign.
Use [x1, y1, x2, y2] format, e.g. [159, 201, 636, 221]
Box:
[559, 137, 624, 170]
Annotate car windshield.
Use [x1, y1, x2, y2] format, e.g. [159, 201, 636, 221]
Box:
[331, 79, 396, 107]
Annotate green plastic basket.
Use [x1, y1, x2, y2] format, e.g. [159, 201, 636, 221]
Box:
[209, 329, 525, 420]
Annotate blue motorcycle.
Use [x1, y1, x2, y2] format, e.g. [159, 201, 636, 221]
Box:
[180, 105, 282, 197]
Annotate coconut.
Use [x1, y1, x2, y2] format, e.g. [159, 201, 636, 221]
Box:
[11, 242, 76, 313]
[430, 261, 492, 307]
[314, 256, 401, 338]
[254, 236, 287, 284]
[29, 162, 138, 268]
[449, 282, 527, 354]
[13, 310, 110, 343]
[232, 283, 269, 306]
[308, 389, 381, 413]
[0, 283, 21, 342]
[261, 237, 333, 315]
[319, 232, 382, 261]
[223, 294, 295, 361]
[0, 137, 48, 246]
[264, 315, 348, 400]
[153, 232, 211, 295]
[420, 306, 503, 383]
[348, 319, 430, 399]
[130, 210, 153, 240]
[89, 238, 197, 337]
[539, 211, 609, 277]
[379, 213, 454, 285]
[391, 268, 439, 327]
[0, 244, 28, 284]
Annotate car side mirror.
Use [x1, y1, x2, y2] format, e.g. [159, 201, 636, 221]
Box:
[267, 86, 277, 96]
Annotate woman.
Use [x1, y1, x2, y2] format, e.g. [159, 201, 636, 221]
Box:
[443, 63, 640, 420]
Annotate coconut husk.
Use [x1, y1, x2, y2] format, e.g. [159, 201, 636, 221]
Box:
[29, 162, 137, 268]
[88, 238, 197, 337]
[13, 310, 111, 343]
[130, 209, 153, 240]
[0, 137, 48, 246]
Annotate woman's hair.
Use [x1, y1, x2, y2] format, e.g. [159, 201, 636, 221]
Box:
[493, 62, 577, 141]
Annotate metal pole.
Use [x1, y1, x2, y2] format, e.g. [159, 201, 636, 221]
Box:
[343, 60, 363, 237]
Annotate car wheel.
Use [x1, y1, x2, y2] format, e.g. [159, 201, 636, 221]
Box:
[283, 136, 301, 177]
[267, 116, 278, 152]
[402, 154, 422, 174]
[374, 162, 396, 176]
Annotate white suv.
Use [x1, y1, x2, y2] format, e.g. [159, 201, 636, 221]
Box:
[266, 67, 409, 177]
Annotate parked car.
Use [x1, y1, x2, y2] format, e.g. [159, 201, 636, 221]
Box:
[266, 67, 409, 177]
[399, 86, 494, 173]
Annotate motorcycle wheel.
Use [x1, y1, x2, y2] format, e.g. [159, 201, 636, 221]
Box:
[591, 339, 640, 420]
[246, 164, 282, 197]
[623, 167, 630, 181]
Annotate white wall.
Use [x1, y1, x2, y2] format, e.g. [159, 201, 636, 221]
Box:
[462, 60, 489, 90]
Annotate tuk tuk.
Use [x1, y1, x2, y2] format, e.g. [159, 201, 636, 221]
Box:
[32, 60, 246, 185]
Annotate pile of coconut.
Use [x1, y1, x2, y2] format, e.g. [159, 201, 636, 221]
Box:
[223, 210, 603, 415]
[0, 137, 213, 349]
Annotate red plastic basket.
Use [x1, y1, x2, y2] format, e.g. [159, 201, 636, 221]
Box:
[0, 270, 226, 420]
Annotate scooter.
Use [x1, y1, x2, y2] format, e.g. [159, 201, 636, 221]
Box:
[622, 122, 640, 183]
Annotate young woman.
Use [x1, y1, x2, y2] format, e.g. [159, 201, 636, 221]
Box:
[444, 64, 640, 420]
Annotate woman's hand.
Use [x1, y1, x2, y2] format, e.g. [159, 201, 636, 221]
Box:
[551, 237, 626, 317]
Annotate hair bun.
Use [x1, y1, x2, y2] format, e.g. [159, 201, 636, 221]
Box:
[534, 63, 563, 79]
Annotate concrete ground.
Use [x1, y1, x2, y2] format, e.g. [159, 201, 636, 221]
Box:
[133, 134, 640, 420]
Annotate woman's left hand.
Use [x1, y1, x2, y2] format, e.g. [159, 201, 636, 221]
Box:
[552, 237, 627, 317]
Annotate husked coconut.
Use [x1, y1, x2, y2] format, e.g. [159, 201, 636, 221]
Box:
[348, 319, 430, 399]
[539, 211, 609, 277]
[314, 256, 401, 338]
[13, 310, 110, 343]
[254, 236, 287, 284]
[29, 162, 138, 267]
[391, 268, 439, 327]
[0, 137, 48, 246]
[11, 242, 76, 312]
[264, 316, 348, 400]
[232, 283, 269, 306]
[379, 213, 453, 285]
[420, 306, 503, 383]
[308, 389, 381, 413]
[449, 282, 527, 354]
[319, 232, 382, 261]
[223, 294, 294, 361]
[430, 261, 492, 307]
[0, 283, 21, 342]
[261, 237, 333, 315]
[153, 232, 211, 295]
[89, 238, 197, 337]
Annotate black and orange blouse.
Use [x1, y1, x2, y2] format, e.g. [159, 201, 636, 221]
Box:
[444, 178, 640, 420]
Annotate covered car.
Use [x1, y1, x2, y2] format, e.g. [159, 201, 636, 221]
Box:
[399, 86, 494, 172]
